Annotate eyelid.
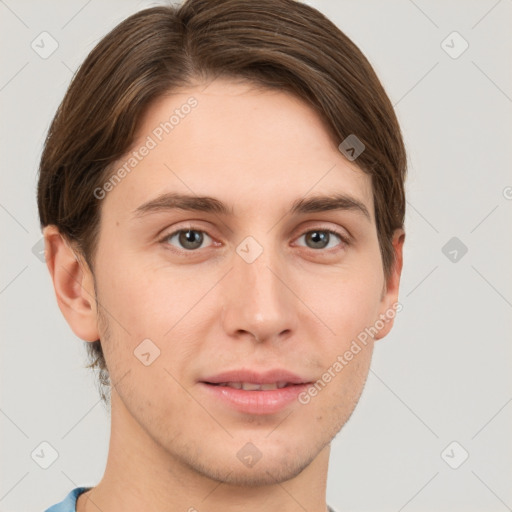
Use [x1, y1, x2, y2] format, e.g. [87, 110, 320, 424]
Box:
[291, 227, 351, 253]
[158, 222, 351, 253]
[158, 225, 219, 253]
[293, 222, 352, 244]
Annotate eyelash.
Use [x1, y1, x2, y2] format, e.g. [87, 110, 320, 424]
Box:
[158, 226, 350, 254]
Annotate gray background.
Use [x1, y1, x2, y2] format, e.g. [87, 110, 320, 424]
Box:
[1, 1, 511, 511]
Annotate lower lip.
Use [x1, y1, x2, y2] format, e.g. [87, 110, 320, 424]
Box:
[199, 382, 310, 415]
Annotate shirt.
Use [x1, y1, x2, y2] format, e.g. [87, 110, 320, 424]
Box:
[44, 487, 92, 512]
[44, 487, 338, 512]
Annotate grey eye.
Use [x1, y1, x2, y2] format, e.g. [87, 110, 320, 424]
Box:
[297, 230, 343, 250]
[166, 229, 212, 251]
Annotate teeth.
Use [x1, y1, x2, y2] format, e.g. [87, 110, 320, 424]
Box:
[216, 381, 291, 390]
[242, 382, 264, 390]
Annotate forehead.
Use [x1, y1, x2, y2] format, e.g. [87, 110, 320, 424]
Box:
[103, 78, 374, 221]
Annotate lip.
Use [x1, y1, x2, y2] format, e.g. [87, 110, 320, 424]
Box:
[200, 368, 310, 385]
[199, 368, 313, 415]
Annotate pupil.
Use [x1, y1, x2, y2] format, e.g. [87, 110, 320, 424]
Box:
[308, 231, 328, 249]
[180, 230, 202, 249]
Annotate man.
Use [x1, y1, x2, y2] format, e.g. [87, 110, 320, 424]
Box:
[38, 1, 406, 511]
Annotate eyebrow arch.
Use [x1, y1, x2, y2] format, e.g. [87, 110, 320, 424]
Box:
[132, 192, 371, 220]
[133, 193, 233, 217]
[289, 193, 371, 220]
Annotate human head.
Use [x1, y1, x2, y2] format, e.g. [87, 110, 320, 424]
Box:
[37, 0, 406, 418]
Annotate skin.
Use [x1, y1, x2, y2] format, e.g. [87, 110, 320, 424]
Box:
[44, 78, 404, 512]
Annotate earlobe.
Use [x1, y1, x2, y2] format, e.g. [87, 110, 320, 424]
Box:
[374, 228, 405, 341]
[43, 225, 100, 342]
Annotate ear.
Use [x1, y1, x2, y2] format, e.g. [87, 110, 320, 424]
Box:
[43, 225, 99, 342]
[374, 228, 405, 341]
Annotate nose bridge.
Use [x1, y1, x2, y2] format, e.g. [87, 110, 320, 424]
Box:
[243, 250, 281, 311]
[221, 234, 297, 342]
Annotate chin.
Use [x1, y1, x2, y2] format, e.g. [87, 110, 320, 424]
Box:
[193, 452, 317, 487]
[171, 427, 331, 488]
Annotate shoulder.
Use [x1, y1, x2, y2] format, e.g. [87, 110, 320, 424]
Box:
[44, 487, 92, 512]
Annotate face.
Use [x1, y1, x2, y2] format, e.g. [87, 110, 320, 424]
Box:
[81, 78, 403, 485]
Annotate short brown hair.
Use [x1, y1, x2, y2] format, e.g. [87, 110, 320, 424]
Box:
[37, 0, 407, 404]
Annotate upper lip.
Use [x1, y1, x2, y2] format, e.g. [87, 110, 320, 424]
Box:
[201, 368, 311, 385]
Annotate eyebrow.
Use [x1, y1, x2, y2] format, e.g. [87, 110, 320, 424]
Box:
[132, 192, 371, 221]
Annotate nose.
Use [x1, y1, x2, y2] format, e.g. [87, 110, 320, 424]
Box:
[220, 240, 298, 344]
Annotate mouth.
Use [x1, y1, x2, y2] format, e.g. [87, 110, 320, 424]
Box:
[199, 369, 313, 415]
[205, 381, 300, 390]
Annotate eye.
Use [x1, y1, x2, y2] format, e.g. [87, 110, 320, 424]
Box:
[159, 226, 349, 254]
[162, 228, 214, 251]
[295, 229, 348, 251]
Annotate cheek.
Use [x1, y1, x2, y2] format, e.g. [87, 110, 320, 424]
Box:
[301, 342, 373, 440]
[312, 272, 383, 342]
[95, 229, 384, 357]
[329, 348, 372, 418]
[94, 247, 212, 389]
[95, 248, 184, 337]
[303, 238, 384, 328]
